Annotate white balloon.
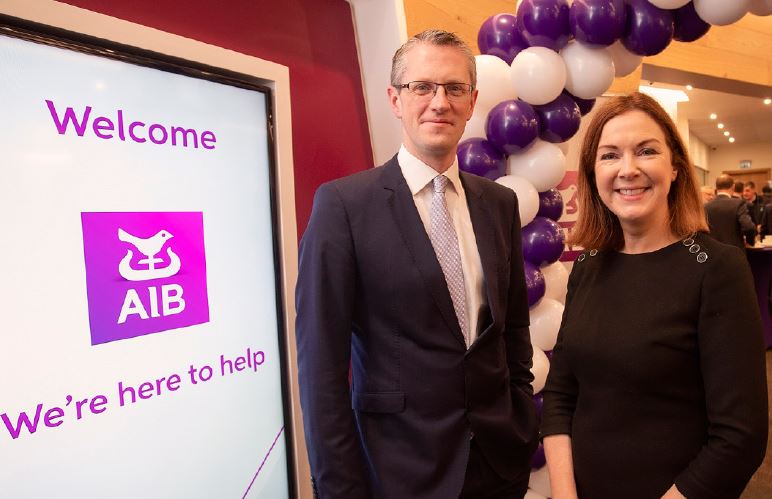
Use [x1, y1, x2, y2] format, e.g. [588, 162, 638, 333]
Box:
[524, 490, 548, 499]
[531, 346, 550, 394]
[647, 0, 690, 8]
[510, 47, 567, 106]
[529, 298, 564, 351]
[541, 261, 569, 304]
[496, 175, 540, 226]
[693, 0, 751, 25]
[460, 112, 488, 143]
[507, 140, 567, 191]
[475, 55, 518, 116]
[606, 40, 643, 77]
[529, 467, 552, 498]
[750, 0, 772, 15]
[561, 41, 615, 99]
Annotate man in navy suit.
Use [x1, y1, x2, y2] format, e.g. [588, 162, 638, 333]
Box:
[295, 30, 537, 498]
[705, 174, 757, 251]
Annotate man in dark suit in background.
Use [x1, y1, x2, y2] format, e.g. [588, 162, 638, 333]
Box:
[295, 30, 537, 499]
[743, 181, 765, 228]
[705, 174, 757, 251]
[761, 185, 772, 241]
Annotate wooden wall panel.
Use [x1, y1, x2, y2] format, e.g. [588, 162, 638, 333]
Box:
[403, 0, 772, 88]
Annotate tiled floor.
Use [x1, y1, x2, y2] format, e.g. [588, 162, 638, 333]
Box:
[741, 350, 772, 498]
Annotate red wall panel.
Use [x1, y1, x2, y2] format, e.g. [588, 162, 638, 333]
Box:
[60, 0, 374, 238]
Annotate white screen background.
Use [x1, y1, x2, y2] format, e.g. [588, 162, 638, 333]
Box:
[0, 34, 290, 498]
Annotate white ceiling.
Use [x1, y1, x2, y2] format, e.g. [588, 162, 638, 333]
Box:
[678, 87, 772, 146]
[644, 82, 772, 147]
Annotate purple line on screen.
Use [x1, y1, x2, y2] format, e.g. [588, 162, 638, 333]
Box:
[242, 425, 285, 499]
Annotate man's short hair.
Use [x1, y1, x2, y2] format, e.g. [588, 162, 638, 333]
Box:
[715, 174, 734, 190]
[745, 181, 756, 189]
[762, 185, 772, 195]
[734, 181, 745, 194]
[390, 29, 477, 89]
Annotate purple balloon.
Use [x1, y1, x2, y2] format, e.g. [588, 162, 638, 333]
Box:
[532, 444, 547, 469]
[517, 0, 571, 51]
[673, 2, 710, 42]
[485, 100, 539, 155]
[457, 138, 506, 180]
[524, 260, 546, 307]
[622, 0, 674, 56]
[522, 216, 565, 266]
[564, 90, 596, 116]
[478, 14, 529, 65]
[534, 94, 581, 143]
[538, 188, 564, 221]
[543, 349, 553, 361]
[569, 0, 626, 46]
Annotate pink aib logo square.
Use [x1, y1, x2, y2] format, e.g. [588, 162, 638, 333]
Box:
[81, 212, 209, 345]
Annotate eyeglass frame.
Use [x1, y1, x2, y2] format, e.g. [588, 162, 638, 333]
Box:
[394, 80, 475, 100]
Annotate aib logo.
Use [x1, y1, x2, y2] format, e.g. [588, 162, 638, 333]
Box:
[81, 212, 210, 345]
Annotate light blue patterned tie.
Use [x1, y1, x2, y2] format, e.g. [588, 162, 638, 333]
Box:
[430, 175, 468, 346]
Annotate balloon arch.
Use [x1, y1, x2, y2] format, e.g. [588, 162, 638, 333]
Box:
[459, 1, 772, 497]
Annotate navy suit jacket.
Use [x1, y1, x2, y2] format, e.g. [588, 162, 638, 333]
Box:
[705, 194, 756, 251]
[295, 156, 538, 499]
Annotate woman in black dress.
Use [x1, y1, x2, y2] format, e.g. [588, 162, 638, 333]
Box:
[541, 92, 767, 499]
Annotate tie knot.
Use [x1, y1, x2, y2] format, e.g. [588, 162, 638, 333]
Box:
[433, 175, 449, 193]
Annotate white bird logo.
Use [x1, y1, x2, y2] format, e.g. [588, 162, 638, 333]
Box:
[118, 228, 173, 261]
[117, 228, 181, 281]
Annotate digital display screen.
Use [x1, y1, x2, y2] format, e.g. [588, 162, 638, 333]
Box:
[0, 23, 292, 499]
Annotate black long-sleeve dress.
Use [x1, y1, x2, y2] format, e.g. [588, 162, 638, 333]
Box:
[541, 233, 768, 499]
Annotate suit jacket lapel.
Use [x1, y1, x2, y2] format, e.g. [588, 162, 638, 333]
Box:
[462, 173, 502, 331]
[380, 157, 466, 347]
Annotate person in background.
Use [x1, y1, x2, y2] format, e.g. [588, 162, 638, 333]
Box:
[733, 180, 744, 198]
[541, 92, 767, 499]
[295, 29, 537, 499]
[762, 184, 772, 205]
[761, 185, 772, 241]
[705, 174, 757, 250]
[699, 185, 715, 204]
[744, 181, 765, 228]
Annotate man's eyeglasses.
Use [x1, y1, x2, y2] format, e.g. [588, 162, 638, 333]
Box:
[395, 81, 474, 100]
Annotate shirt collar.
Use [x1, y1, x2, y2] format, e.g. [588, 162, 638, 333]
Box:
[398, 145, 462, 195]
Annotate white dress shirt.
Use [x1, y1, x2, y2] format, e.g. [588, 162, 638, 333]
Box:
[398, 146, 487, 345]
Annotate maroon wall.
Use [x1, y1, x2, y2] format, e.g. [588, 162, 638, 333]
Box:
[60, 0, 374, 238]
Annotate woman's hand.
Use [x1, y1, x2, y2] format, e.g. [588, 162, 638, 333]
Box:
[661, 484, 686, 499]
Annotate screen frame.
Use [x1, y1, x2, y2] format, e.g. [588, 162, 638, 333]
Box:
[0, 12, 300, 498]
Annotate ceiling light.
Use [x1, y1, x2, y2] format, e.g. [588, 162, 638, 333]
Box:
[764, 98, 772, 105]
[729, 137, 736, 143]
[686, 84, 693, 91]
[709, 113, 717, 119]
[723, 131, 730, 136]
[717, 123, 725, 129]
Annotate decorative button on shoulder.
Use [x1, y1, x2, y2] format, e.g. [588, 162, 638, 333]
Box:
[589, 249, 598, 256]
[577, 253, 586, 262]
[681, 234, 708, 263]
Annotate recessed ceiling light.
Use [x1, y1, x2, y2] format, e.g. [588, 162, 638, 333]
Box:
[764, 98, 772, 105]
[686, 84, 693, 91]
[729, 137, 736, 143]
[717, 123, 725, 129]
[710, 113, 717, 120]
[724, 131, 730, 136]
